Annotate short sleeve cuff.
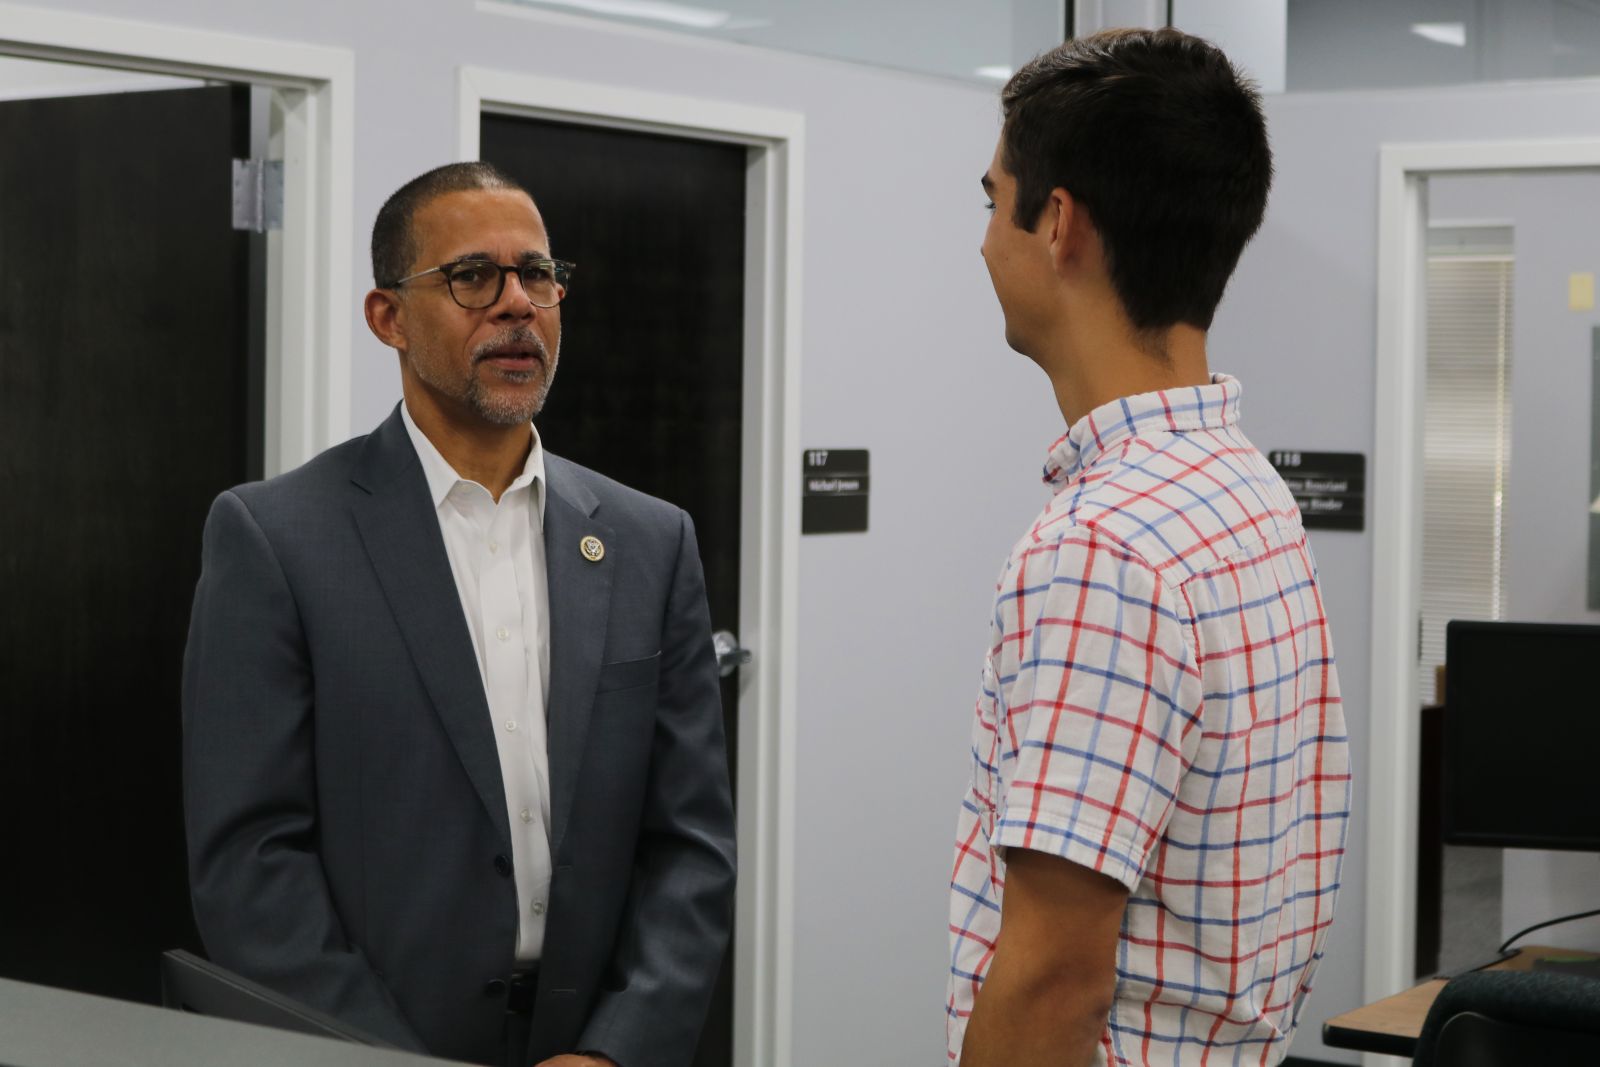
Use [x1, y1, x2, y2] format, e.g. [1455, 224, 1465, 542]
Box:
[992, 806, 1148, 892]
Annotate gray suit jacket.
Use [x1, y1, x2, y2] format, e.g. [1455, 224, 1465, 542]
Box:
[182, 406, 736, 1067]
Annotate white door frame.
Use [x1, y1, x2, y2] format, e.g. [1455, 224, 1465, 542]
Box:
[458, 67, 804, 1067]
[1366, 137, 1600, 1013]
[0, 1, 354, 474]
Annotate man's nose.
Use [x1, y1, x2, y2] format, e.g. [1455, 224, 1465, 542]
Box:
[492, 270, 538, 318]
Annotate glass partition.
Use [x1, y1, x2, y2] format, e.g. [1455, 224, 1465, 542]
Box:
[487, 0, 1065, 85]
[1288, 0, 1600, 92]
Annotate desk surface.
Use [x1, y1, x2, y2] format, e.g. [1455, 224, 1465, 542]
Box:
[0, 977, 466, 1067]
[1322, 945, 1598, 1057]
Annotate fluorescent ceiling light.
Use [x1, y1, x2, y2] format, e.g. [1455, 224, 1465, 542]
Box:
[1411, 22, 1467, 47]
[974, 65, 1012, 81]
[517, 0, 733, 29]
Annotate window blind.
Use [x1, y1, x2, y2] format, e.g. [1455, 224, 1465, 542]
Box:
[1420, 250, 1514, 704]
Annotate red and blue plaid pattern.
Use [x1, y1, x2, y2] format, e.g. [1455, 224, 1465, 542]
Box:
[947, 375, 1351, 1065]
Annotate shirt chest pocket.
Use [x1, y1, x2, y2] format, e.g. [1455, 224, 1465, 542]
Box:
[596, 652, 661, 694]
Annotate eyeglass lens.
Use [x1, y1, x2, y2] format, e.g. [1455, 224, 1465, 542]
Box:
[445, 261, 566, 309]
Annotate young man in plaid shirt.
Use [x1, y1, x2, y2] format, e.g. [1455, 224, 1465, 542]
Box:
[949, 28, 1352, 1067]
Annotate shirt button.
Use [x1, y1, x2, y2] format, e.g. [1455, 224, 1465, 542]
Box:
[496, 626, 510, 641]
[532, 901, 546, 916]
[520, 808, 532, 823]
[505, 720, 518, 732]
[493, 854, 512, 877]
[489, 540, 499, 553]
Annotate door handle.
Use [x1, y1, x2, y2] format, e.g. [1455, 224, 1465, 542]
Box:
[711, 630, 752, 678]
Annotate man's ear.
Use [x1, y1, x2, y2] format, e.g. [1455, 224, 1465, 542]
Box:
[364, 288, 406, 351]
[1044, 188, 1089, 275]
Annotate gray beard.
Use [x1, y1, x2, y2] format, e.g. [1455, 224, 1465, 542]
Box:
[464, 362, 552, 425]
[416, 327, 559, 426]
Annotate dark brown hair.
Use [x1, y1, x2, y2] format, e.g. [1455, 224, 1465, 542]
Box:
[1001, 27, 1272, 331]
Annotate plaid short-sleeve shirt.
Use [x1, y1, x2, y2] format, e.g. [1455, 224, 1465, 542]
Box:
[947, 375, 1351, 1066]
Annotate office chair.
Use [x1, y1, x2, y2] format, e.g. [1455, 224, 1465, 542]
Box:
[1412, 969, 1600, 1066]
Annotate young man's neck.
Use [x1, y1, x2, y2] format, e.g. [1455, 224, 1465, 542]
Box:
[402, 383, 532, 502]
[1040, 312, 1211, 428]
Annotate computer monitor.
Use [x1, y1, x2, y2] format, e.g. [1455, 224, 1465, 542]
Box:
[160, 949, 396, 1047]
[1442, 620, 1600, 851]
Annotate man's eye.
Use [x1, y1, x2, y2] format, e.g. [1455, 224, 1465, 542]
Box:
[521, 264, 555, 284]
[450, 266, 486, 284]
[984, 200, 996, 212]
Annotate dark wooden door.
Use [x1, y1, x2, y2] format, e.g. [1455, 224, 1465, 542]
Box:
[480, 114, 746, 1067]
[0, 84, 256, 1003]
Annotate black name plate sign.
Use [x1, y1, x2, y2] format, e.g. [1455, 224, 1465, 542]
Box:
[1268, 450, 1366, 532]
[802, 449, 869, 535]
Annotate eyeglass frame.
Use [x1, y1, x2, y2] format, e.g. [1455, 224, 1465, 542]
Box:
[386, 256, 576, 309]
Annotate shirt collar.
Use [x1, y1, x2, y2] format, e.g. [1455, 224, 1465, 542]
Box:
[1042, 373, 1242, 489]
[400, 400, 546, 514]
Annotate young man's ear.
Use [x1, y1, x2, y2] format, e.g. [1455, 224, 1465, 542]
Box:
[364, 288, 406, 350]
[1045, 188, 1090, 275]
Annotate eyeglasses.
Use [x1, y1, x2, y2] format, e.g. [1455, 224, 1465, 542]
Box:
[389, 258, 575, 309]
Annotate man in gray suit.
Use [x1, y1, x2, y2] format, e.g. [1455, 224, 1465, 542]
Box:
[182, 162, 736, 1067]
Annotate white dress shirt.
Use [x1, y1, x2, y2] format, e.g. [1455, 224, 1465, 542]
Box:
[401, 402, 553, 962]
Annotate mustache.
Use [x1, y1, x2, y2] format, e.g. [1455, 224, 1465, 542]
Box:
[471, 328, 551, 364]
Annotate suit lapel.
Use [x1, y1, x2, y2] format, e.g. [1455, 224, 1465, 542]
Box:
[542, 455, 613, 857]
[349, 407, 510, 849]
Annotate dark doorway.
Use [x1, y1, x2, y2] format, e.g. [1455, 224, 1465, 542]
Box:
[0, 83, 258, 1002]
[480, 113, 747, 1067]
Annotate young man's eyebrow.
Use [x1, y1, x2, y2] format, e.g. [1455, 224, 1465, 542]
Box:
[515, 249, 552, 264]
[980, 173, 995, 194]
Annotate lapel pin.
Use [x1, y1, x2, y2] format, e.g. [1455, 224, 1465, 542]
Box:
[580, 535, 605, 563]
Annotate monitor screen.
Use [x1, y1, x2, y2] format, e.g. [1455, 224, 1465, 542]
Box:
[1443, 620, 1600, 851]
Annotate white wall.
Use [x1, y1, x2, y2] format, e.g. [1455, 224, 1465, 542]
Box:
[6, 2, 1054, 1063]
[1427, 171, 1600, 962]
[1219, 77, 1600, 1061]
